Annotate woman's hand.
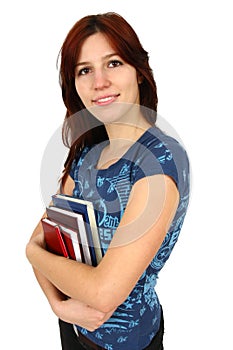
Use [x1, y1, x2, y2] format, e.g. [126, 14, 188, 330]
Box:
[53, 298, 115, 332]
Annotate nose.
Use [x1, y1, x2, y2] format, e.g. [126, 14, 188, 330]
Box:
[93, 69, 111, 90]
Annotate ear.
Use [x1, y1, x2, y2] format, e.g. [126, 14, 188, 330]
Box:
[137, 73, 144, 85]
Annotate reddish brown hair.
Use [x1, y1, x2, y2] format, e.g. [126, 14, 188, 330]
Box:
[59, 12, 158, 181]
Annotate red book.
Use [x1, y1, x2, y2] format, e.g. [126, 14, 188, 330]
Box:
[41, 218, 69, 258]
[60, 225, 82, 262]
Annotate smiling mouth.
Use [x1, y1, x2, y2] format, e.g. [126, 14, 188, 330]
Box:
[92, 94, 120, 106]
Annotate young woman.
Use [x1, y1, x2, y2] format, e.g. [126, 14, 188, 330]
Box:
[26, 12, 190, 350]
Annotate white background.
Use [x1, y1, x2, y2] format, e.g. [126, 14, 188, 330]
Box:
[0, 0, 232, 348]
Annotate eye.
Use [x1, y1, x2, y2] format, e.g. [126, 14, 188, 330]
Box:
[77, 67, 91, 76]
[108, 60, 123, 68]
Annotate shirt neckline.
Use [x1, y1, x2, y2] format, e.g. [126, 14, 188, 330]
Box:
[94, 126, 155, 172]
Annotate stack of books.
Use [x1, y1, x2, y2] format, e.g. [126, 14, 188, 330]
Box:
[41, 194, 103, 266]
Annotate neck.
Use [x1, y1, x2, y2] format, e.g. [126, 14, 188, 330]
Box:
[96, 118, 152, 170]
[96, 122, 150, 170]
[106, 123, 148, 144]
[104, 112, 152, 146]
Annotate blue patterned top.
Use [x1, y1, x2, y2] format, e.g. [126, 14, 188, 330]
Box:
[70, 126, 190, 349]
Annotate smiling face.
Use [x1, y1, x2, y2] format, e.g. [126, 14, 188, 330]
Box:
[74, 32, 141, 124]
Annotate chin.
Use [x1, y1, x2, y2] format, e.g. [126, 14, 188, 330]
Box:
[88, 102, 139, 124]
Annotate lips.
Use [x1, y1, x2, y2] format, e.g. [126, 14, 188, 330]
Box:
[92, 94, 120, 106]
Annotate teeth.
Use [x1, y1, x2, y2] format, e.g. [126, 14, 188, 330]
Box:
[97, 96, 114, 103]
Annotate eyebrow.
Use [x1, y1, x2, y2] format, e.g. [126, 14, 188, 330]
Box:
[75, 53, 119, 67]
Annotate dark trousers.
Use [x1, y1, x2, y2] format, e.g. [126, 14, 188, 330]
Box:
[59, 308, 164, 350]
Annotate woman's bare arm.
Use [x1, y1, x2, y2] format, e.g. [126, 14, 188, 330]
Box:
[27, 175, 113, 330]
[26, 174, 179, 313]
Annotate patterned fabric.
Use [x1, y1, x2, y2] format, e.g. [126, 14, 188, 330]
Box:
[70, 126, 190, 349]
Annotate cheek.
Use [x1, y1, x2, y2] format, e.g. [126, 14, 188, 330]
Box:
[75, 80, 81, 97]
[127, 78, 140, 99]
[75, 81, 88, 104]
[124, 72, 140, 94]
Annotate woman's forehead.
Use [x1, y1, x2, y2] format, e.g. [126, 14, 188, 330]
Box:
[77, 33, 117, 63]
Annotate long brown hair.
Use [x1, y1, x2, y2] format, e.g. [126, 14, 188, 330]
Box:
[59, 12, 158, 182]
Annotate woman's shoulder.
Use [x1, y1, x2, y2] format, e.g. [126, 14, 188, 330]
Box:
[141, 127, 189, 163]
[134, 126, 190, 194]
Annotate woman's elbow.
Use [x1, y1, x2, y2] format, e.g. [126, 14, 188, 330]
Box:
[95, 284, 126, 313]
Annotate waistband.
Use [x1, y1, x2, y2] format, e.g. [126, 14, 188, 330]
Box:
[73, 325, 105, 350]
